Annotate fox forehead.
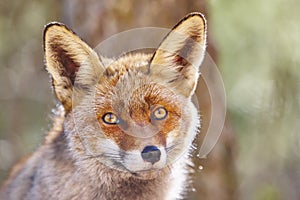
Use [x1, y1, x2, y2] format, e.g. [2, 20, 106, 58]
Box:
[94, 52, 184, 115]
[95, 53, 151, 103]
[103, 53, 151, 77]
[95, 80, 182, 118]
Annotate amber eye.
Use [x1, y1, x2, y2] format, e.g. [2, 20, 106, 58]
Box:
[102, 112, 120, 124]
[152, 107, 168, 120]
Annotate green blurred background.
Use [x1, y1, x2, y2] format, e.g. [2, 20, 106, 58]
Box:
[0, 0, 299, 199]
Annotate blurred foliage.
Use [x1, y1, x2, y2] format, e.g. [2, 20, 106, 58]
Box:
[0, 0, 299, 199]
[0, 0, 60, 181]
[211, 0, 300, 199]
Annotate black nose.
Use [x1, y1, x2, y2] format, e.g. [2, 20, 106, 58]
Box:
[141, 146, 161, 164]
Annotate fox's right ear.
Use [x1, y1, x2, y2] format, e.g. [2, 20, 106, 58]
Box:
[44, 22, 105, 113]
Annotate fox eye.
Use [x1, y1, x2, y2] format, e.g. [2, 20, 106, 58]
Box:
[152, 107, 168, 120]
[102, 112, 120, 124]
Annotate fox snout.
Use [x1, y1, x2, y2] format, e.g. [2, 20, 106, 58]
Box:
[122, 144, 167, 173]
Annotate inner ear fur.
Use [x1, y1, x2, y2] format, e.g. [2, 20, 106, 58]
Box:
[44, 22, 105, 112]
[149, 12, 207, 98]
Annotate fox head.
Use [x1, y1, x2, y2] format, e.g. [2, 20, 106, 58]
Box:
[44, 13, 206, 179]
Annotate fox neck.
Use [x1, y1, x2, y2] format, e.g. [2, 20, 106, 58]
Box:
[78, 158, 172, 198]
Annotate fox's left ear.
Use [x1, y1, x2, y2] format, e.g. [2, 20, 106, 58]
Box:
[149, 13, 207, 97]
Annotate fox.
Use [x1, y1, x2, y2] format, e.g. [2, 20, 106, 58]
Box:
[0, 12, 207, 200]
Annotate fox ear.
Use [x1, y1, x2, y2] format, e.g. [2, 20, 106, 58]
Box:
[149, 13, 207, 97]
[44, 22, 105, 112]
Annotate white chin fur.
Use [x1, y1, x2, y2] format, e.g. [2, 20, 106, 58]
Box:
[123, 147, 167, 172]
